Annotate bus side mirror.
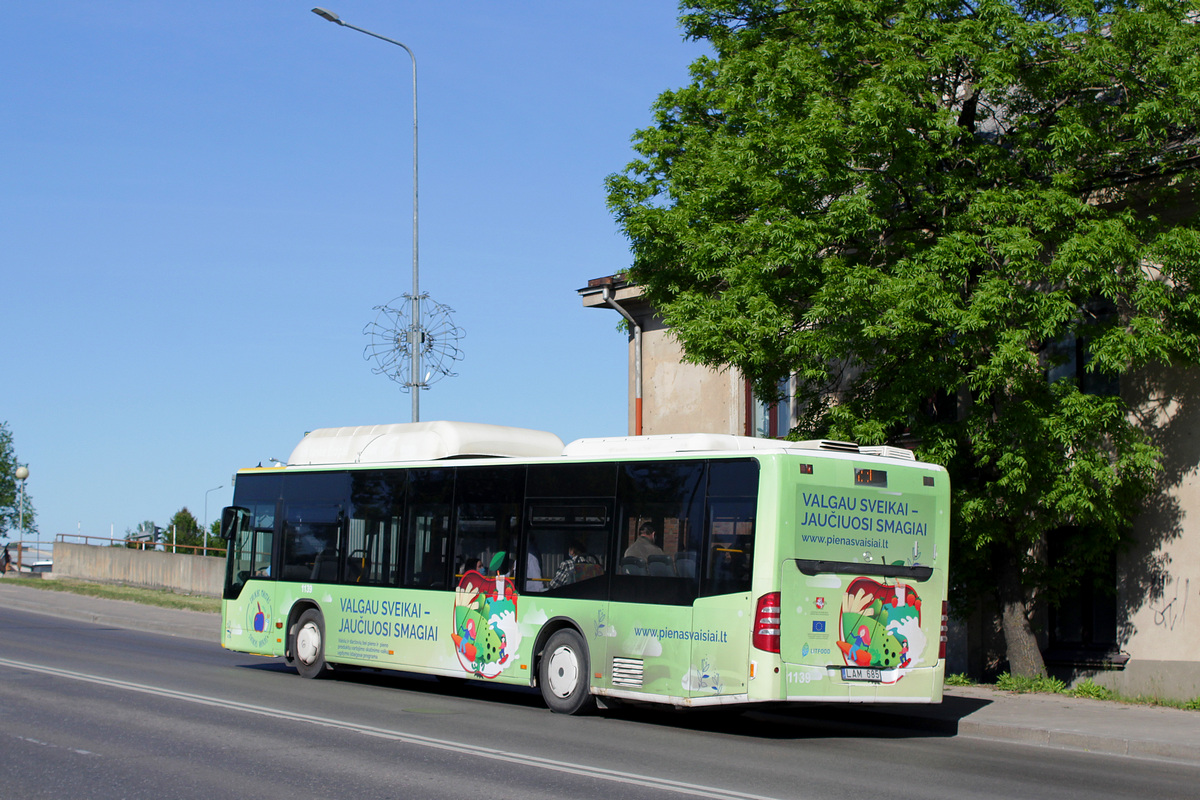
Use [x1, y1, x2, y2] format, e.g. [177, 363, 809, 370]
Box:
[221, 507, 249, 541]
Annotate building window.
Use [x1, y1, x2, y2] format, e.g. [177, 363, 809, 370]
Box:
[1046, 303, 1119, 397]
[1044, 527, 1122, 667]
[751, 377, 793, 439]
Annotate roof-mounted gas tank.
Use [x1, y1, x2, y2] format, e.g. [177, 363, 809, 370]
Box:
[286, 421, 565, 466]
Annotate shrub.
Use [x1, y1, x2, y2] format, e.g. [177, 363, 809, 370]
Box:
[996, 672, 1067, 694]
[1068, 679, 1115, 701]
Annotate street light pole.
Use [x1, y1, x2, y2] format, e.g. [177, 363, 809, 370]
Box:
[312, 7, 422, 422]
[204, 484, 224, 556]
[15, 465, 28, 565]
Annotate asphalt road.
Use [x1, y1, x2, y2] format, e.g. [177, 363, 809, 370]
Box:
[1, 606, 1197, 800]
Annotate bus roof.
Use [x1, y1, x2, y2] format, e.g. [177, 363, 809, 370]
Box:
[562, 433, 895, 458]
[287, 422, 565, 465]
[283, 422, 919, 467]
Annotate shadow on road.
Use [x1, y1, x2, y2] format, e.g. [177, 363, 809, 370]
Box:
[234, 658, 988, 741]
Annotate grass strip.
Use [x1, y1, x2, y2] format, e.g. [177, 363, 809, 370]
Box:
[3, 575, 220, 614]
[948, 672, 1200, 711]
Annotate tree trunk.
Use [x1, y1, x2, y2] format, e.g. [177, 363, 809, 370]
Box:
[995, 547, 1047, 678]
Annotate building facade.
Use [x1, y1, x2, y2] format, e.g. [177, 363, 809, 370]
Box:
[581, 274, 1200, 701]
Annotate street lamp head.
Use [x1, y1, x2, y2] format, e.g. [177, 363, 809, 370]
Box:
[311, 7, 343, 24]
[15, 466, 28, 481]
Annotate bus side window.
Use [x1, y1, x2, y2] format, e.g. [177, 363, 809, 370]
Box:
[349, 471, 404, 586]
[451, 466, 524, 589]
[525, 463, 616, 599]
[535, 527, 607, 599]
[701, 459, 758, 597]
[406, 505, 451, 588]
[613, 461, 704, 605]
[706, 533, 753, 595]
[281, 505, 343, 583]
[276, 472, 350, 584]
[253, 527, 273, 578]
[403, 468, 455, 589]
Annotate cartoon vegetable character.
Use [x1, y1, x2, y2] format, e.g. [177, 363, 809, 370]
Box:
[837, 579, 920, 672]
[451, 570, 519, 678]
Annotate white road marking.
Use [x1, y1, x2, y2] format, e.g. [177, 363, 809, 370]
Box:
[0, 657, 782, 800]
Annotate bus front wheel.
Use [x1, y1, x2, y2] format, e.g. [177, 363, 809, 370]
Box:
[538, 629, 595, 715]
[292, 608, 328, 679]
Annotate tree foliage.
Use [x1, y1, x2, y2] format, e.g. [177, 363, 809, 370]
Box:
[168, 508, 205, 550]
[0, 421, 38, 540]
[124, 511, 217, 553]
[608, 0, 1200, 675]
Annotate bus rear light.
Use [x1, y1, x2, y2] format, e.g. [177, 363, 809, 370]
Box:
[752, 592, 782, 653]
[939, 601, 949, 660]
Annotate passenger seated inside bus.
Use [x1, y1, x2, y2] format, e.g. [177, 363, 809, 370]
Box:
[623, 521, 664, 560]
[458, 557, 484, 578]
[549, 538, 603, 589]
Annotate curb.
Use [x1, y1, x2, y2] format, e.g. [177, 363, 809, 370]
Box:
[954, 718, 1200, 764]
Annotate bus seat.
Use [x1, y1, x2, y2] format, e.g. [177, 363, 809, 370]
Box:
[674, 552, 697, 579]
[310, 550, 338, 582]
[574, 562, 604, 582]
[647, 554, 675, 577]
[620, 556, 648, 576]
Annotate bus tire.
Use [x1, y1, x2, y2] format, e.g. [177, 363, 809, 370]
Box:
[538, 628, 595, 715]
[292, 608, 328, 679]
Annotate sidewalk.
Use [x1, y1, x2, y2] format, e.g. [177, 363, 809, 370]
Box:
[0, 577, 219, 642]
[2, 578, 1199, 765]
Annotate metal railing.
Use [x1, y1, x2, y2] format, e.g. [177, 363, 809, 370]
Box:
[53, 533, 225, 557]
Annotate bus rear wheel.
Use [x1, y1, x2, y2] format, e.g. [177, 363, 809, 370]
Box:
[292, 608, 328, 679]
[538, 628, 595, 715]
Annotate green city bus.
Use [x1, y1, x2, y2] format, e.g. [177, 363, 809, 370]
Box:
[220, 421, 949, 714]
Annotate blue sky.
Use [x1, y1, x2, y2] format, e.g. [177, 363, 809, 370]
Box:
[2, 1, 707, 542]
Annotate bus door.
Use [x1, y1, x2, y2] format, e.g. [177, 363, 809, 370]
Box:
[524, 462, 617, 693]
[607, 460, 706, 703]
[524, 501, 612, 692]
[221, 501, 279, 656]
[688, 492, 756, 702]
[607, 550, 694, 703]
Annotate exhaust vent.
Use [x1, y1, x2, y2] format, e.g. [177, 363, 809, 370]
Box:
[859, 445, 916, 461]
[785, 440, 861, 453]
[611, 657, 645, 687]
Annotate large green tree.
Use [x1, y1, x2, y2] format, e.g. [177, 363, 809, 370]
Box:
[608, 0, 1200, 676]
[168, 508, 205, 551]
[0, 421, 38, 540]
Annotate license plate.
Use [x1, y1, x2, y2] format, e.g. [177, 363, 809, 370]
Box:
[841, 667, 882, 682]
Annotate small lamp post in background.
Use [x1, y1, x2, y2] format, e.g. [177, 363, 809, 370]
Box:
[204, 484, 224, 556]
[312, 7, 423, 422]
[16, 465, 28, 566]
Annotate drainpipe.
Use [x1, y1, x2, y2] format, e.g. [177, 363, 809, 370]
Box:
[602, 286, 643, 436]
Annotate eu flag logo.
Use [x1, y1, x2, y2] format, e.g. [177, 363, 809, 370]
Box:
[812, 620, 826, 633]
